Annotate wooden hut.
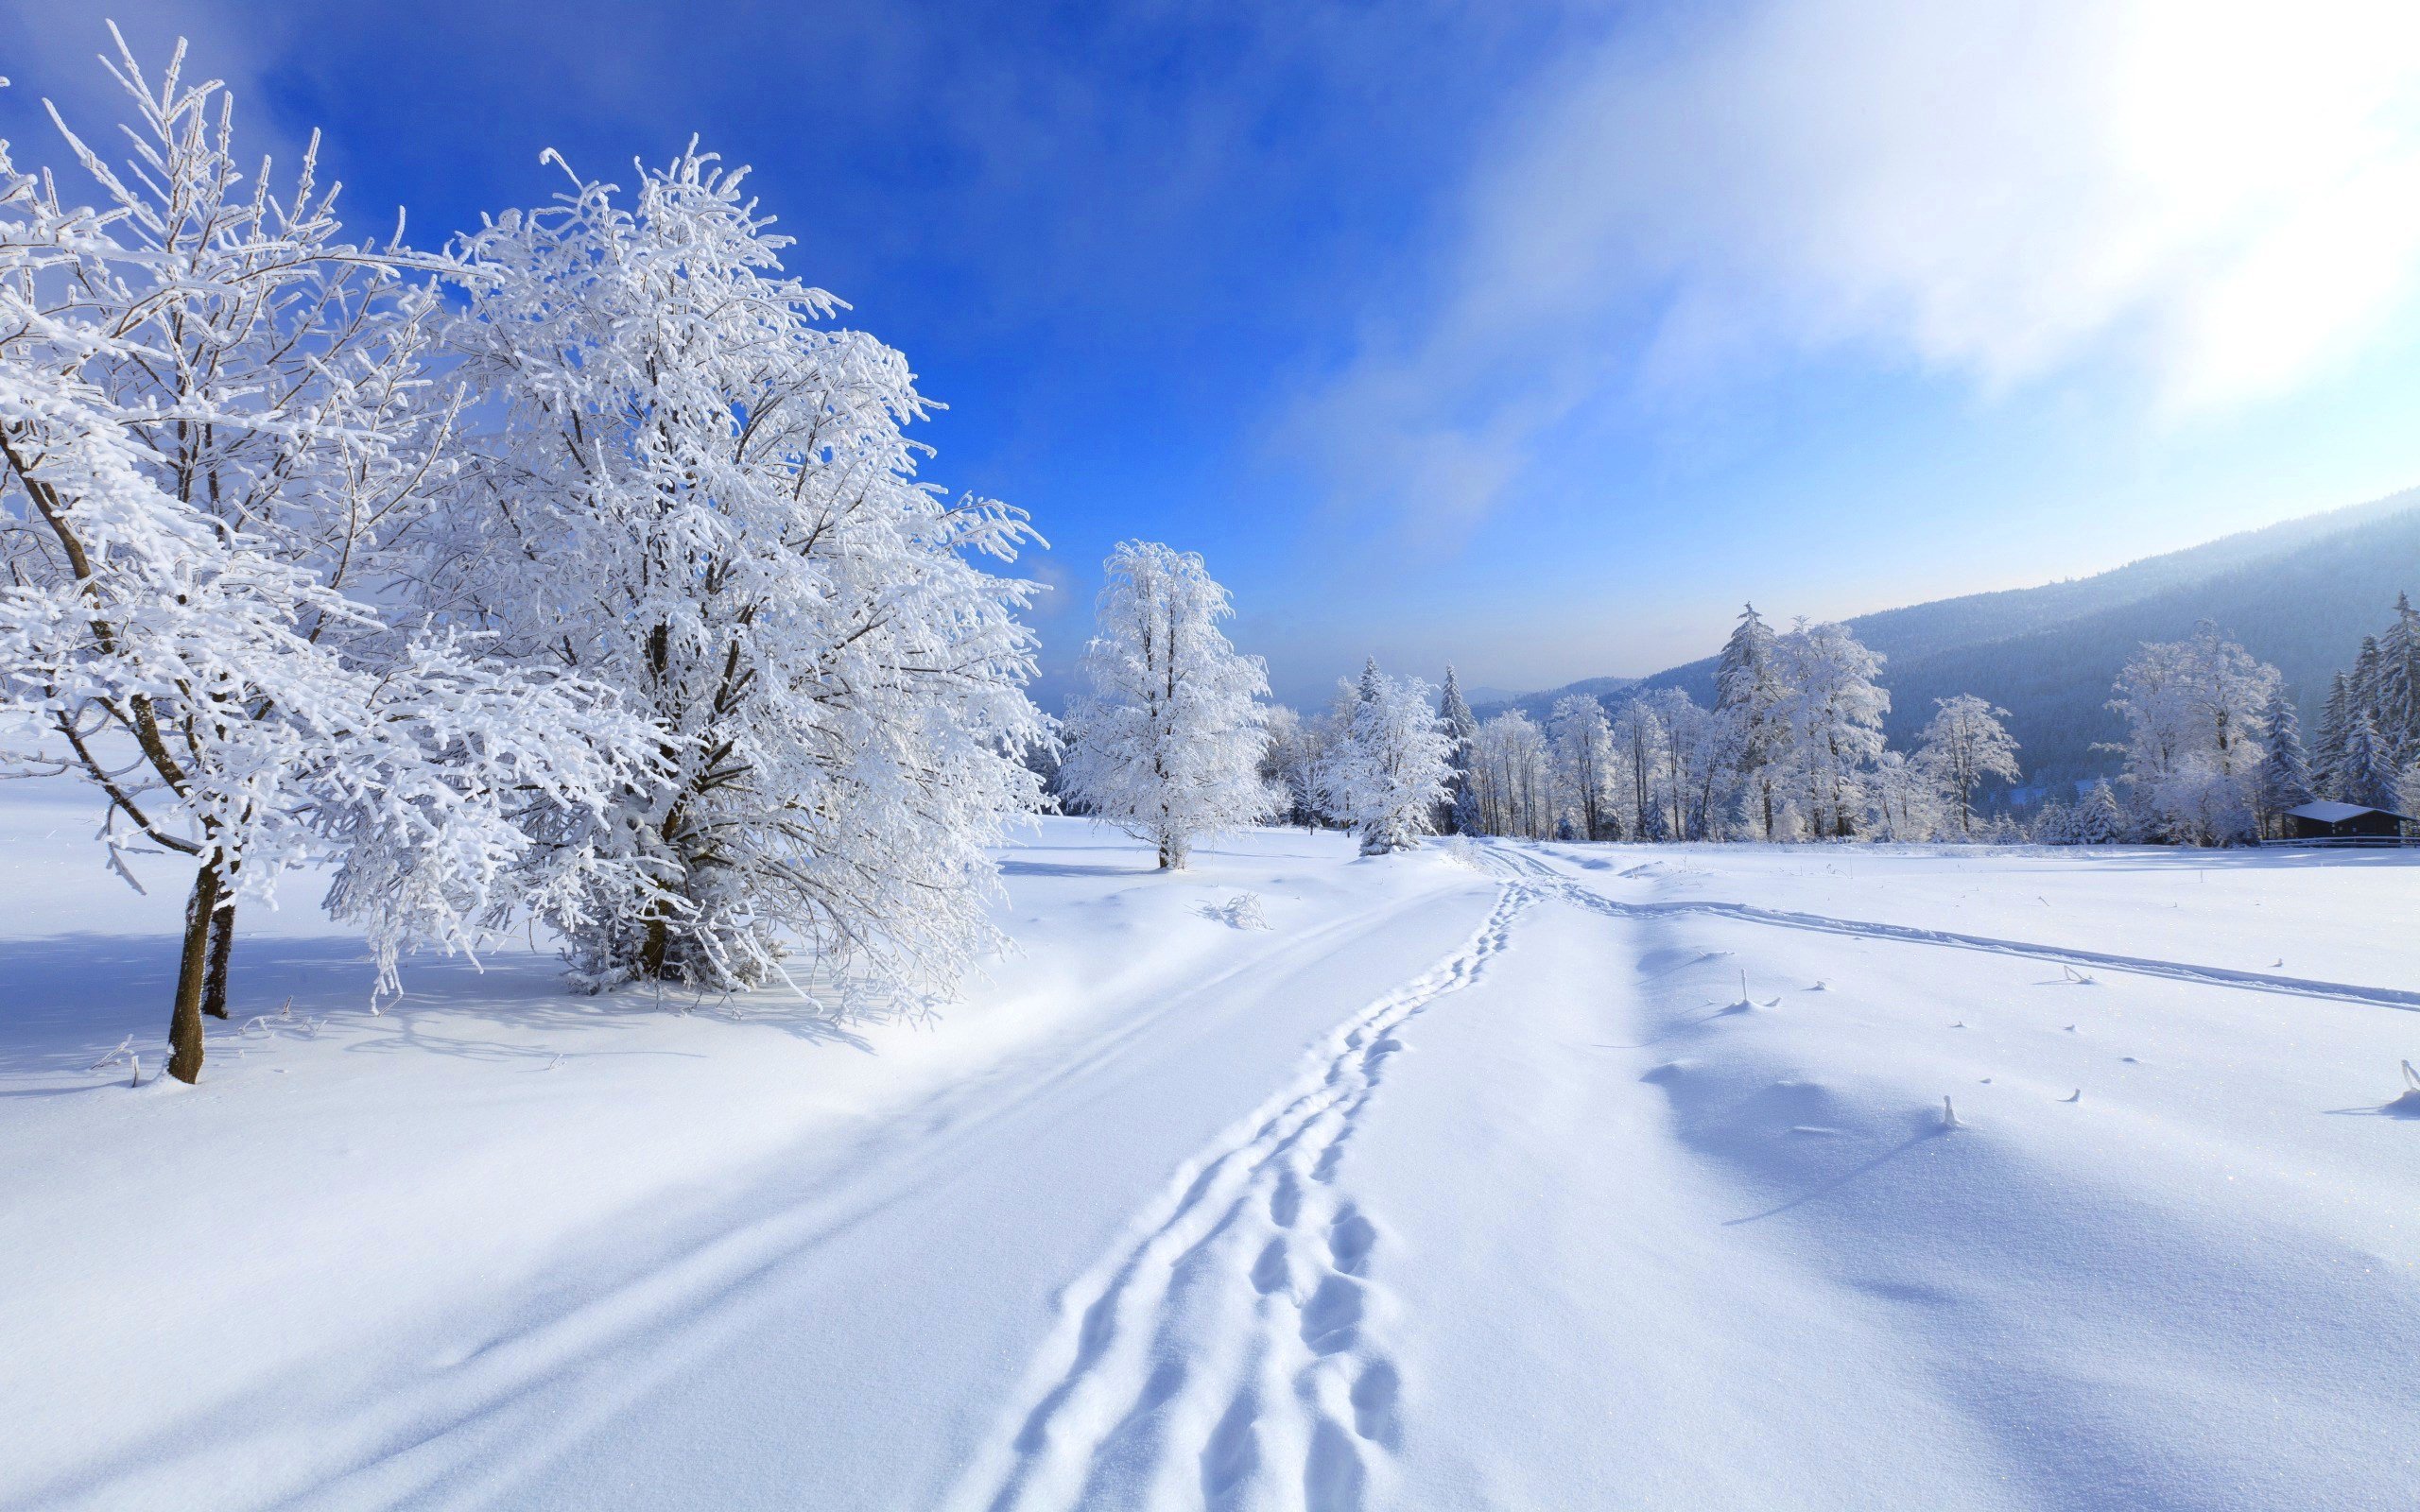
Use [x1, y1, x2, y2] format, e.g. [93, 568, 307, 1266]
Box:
[2280, 800, 2413, 844]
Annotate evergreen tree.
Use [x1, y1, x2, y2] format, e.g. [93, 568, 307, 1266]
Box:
[1438, 666, 1480, 834]
[2074, 781, 2127, 844]
[2377, 593, 2420, 763]
[2253, 685, 2314, 837]
[2313, 671, 2356, 800]
[2351, 635, 2387, 725]
[1325, 661, 1455, 855]
[2337, 710, 2398, 810]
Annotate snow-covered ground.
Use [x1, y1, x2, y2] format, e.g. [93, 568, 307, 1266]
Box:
[5, 796, 2418, 1510]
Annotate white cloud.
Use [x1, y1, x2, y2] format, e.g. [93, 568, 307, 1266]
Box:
[1297, 0, 2420, 524]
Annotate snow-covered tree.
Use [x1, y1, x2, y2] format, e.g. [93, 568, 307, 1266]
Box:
[1464, 710, 1547, 838]
[1867, 749, 1945, 840]
[2031, 796, 2075, 844]
[1438, 666, 1480, 835]
[1645, 687, 1721, 841]
[2073, 780, 2127, 844]
[1548, 695, 1613, 841]
[1609, 697, 1664, 841]
[2313, 671, 2357, 801]
[1259, 704, 1329, 830]
[2254, 685, 2314, 838]
[2335, 710, 2398, 811]
[1916, 696, 2021, 838]
[1714, 603, 1786, 839]
[1772, 620, 1888, 839]
[437, 145, 1048, 987]
[2377, 593, 2420, 763]
[0, 36, 645, 1082]
[2107, 622, 2277, 845]
[1058, 542, 1271, 869]
[1323, 660, 1453, 854]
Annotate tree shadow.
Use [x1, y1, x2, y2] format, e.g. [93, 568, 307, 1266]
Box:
[1722, 1123, 1950, 1227]
[0, 929, 881, 1086]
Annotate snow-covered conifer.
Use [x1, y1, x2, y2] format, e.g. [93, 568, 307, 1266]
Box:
[1438, 666, 1480, 835]
[1060, 542, 1272, 869]
[1916, 696, 2021, 838]
[2376, 593, 2420, 762]
[2254, 685, 2314, 838]
[2073, 780, 2127, 844]
[1324, 660, 1453, 854]
[0, 36, 640, 1081]
[2313, 671, 2356, 800]
[2336, 710, 2397, 811]
[438, 145, 1047, 987]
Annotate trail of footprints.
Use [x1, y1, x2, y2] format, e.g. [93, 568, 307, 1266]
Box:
[962, 886, 1530, 1512]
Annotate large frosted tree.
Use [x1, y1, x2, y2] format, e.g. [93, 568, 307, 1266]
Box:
[1772, 620, 1889, 839]
[0, 36, 638, 1081]
[2107, 622, 2278, 845]
[1714, 604, 1786, 838]
[437, 145, 1048, 990]
[1325, 660, 1454, 854]
[1060, 541, 1273, 869]
[1916, 696, 2021, 838]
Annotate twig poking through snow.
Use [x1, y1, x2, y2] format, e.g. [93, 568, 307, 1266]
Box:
[1941, 1096, 1963, 1130]
[2404, 1059, 2420, 1092]
[2061, 965, 2097, 986]
[2061, 1089, 2082, 1103]
[128, 1054, 141, 1089]
[87, 1036, 132, 1073]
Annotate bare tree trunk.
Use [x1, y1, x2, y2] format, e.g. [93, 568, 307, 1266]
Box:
[202, 894, 237, 1020]
[168, 860, 225, 1084]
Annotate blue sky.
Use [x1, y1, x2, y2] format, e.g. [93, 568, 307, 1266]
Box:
[9, 0, 2420, 708]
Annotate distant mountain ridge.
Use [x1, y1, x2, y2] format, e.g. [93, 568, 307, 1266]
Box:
[1475, 489, 2420, 799]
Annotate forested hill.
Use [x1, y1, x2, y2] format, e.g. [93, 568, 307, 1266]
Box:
[1477, 489, 2420, 799]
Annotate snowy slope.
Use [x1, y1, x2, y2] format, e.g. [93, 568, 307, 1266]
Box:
[4, 796, 2418, 1509]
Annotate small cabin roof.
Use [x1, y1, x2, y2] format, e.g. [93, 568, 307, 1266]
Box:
[2286, 800, 2413, 824]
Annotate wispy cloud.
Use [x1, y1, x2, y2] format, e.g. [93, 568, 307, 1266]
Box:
[1292, 0, 2420, 528]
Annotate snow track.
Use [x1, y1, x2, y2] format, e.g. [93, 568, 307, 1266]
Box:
[949, 885, 1531, 1512]
[1479, 841, 2420, 1012]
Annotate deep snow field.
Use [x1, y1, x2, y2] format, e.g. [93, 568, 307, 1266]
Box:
[4, 788, 2418, 1511]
